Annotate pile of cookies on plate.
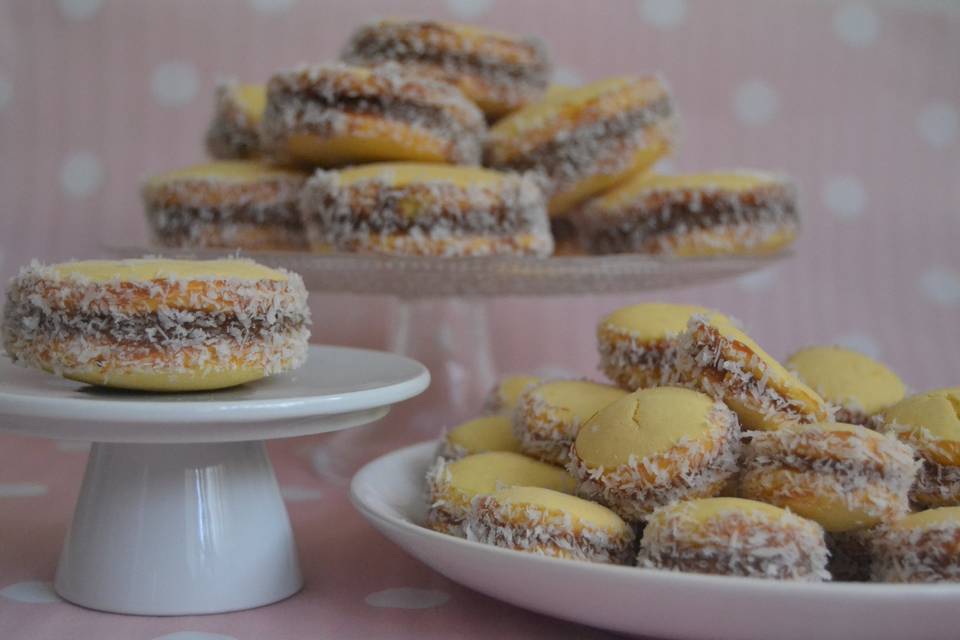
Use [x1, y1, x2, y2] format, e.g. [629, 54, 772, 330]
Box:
[143, 18, 799, 258]
[426, 303, 960, 583]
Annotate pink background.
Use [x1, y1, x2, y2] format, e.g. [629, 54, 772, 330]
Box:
[1, 0, 959, 638]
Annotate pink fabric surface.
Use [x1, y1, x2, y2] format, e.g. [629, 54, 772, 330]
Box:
[0, 0, 959, 638]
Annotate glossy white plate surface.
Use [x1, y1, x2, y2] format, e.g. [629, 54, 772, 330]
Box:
[351, 441, 960, 640]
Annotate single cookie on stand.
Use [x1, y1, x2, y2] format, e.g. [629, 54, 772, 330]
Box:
[261, 63, 486, 167]
[637, 498, 831, 581]
[141, 160, 309, 250]
[299, 163, 553, 257]
[869, 507, 960, 583]
[740, 422, 918, 533]
[568, 386, 740, 525]
[676, 313, 831, 430]
[439, 415, 522, 460]
[465, 486, 635, 564]
[787, 346, 906, 426]
[570, 171, 799, 256]
[2, 259, 310, 392]
[485, 76, 678, 217]
[205, 81, 266, 159]
[483, 374, 542, 414]
[879, 387, 960, 508]
[597, 302, 711, 391]
[341, 19, 551, 120]
[426, 451, 576, 536]
[513, 379, 627, 466]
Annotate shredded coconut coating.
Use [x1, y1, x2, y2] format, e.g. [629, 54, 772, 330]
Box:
[465, 494, 635, 564]
[512, 378, 603, 467]
[425, 456, 472, 536]
[740, 427, 919, 529]
[436, 435, 471, 461]
[870, 520, 960, 582]
[567, 401, 741, 524]
[341, 19, 551, 117]
[2, 260, 310, 385]
[260, 62, 486, 165]
[205, 81, 262, 159]
[834, 406, 873, 427]
[675, 315, 831, 429]
[597, 323, 683, 391]
[141, 172, 308, 251]
[637, 503, 830, 581]
[299, 168, 553, 257]
[910, 459, 960, 508]
[572, 174, 799, 256]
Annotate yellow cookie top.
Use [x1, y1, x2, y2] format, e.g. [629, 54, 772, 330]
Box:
[446, 415, 521, 455]
[881, 387, 960, 443]
[332, 162, 508, 188]
[600, 303, 713, 341]
[575, 386, 720, 467]
[648, 497, 803, 527]
[889, 506, 960, 531]
[529, 380, 627, 423]
[230, 83, 267, 121]
[492, 375, 542, 412]
[593, 170, 785, 210]
[787, 346, 905, 415]
[489, 486, 629, 532]
[446, 451, 576, 497]
[52, 258, 289, 283]
[146, 160, 307, 186]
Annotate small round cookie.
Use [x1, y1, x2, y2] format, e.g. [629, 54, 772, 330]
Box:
[740, 422, 918, 532]
[598, 303, 711, 391]
[142, 160, 309, 250]
[341, 19, 551, 120]
[514, 379, 627, 465]
[571, 171, 799, 256]
[205, 81, 266, 159]
[788, 346, 906, 426]
[261, 63, 486, 167]
[299, 163, 553, 257]
[2, 259, 310, 391]
[870, 507, 960, 583]
[426, 451, 576, 536]
[439, 415, 522, 460]
[879, 387, 960, 508]
[483, 374, 542, 414]
[637, 498, 830, 581]
[485, 76, 678, 215]
[465, 486, 635, 564]
[568, 386, 740, 524]
[676, 313, 831, 430]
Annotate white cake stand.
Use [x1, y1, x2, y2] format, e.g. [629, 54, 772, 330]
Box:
[0, 346, 429, 616]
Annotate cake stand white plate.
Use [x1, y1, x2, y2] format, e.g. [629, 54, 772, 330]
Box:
[351, 441, 960, 640]
[0, 346, 429, 616]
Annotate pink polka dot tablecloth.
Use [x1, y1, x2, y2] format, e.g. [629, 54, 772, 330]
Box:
[0, 0, 959, 638]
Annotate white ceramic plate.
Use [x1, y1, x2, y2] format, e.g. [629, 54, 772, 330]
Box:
[0, 345, 430, 442]
[351, 441, 960, 640]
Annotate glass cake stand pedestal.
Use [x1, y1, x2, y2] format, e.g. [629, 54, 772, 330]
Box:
[0, 346, 428, 615]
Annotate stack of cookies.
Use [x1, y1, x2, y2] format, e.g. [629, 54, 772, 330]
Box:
[142, 18, 799, 259]
[424, 303, 960, 584]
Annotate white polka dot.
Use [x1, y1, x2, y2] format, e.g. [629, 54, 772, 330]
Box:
[833, 3, 880, 48]
[151, 61, 199, 107]
[445, 0, 495, 19]
[56, 440, 91, 452]
[280, 485, 323, 502]
[60, 151, 104, 198]
[552, 67, 583, 87]
[638, 0, 687, 29]
[365, 588, 450, 610]
[0, 483, 48, 497]
[733, 80, 779, 127]
[833, 333, 882, 359]
[0, 581, 60, 604]
[736, 267, 779, 292]
[822, 176, 867, 220]
[247, 0, 297, 13]
[917, 103, 958, 148]
[0, 77, 12, 112]
[151, 633, 237, 640]
[920, 268, 960, 307]
[57, 0, 103, 20]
